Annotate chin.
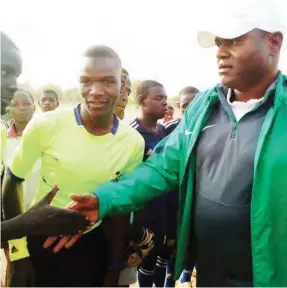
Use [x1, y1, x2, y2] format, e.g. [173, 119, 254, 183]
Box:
[87, 109, 108, 118]
[220, 76, 238, 89]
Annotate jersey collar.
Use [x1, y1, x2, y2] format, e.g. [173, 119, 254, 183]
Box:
[74, 104, 119, 135]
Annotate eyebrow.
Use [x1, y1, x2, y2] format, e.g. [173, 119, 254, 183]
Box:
[80, 75, 117, 81]
[154, 94, 167, 97]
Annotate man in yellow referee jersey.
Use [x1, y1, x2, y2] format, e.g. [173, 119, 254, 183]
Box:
[2, 45, 144, 287]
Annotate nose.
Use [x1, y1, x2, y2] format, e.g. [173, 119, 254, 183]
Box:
[162, 98, 168, 106]
[19, 104, 27, 111]
[216, 43, 230, 61]
[89, 82, 104, 96]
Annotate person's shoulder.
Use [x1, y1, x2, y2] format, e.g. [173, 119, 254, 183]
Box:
[118, 119, 144, 145]
[31, 107, 75, 127]
[128, 117, 139, 129]
[164, 118, 180, 129]
[156, 122, 166, 134]
[164, 119, 181, 135]
[157, 122, 165, 129]
[1, 119, 9, 130]
[1, 121, 7, 141]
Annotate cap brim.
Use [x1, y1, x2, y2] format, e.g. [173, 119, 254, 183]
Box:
[197, 25, 254, 48]
[197, 31, 217, 48]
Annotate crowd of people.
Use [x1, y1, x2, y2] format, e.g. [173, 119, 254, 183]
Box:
[1, 1, 287, 287]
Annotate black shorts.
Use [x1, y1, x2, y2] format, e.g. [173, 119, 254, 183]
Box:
[27, 225, 108, 287]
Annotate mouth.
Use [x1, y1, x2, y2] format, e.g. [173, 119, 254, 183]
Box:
[116, 104, 126, 109]
[87, 101, 107, 109]
[218, 63, 233, 73]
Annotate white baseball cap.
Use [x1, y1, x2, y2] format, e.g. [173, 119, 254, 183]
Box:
[197, 0, 286, 48]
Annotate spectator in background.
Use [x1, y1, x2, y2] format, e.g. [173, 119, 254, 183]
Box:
[177, 86, 199, 113]
[159, 105, 174, 124]
[130, 80, 168, 288]
[165, 86, 199, 136]
[3, 89, 40, 211]
[114, 69, 131, 120]
[38, 90, 59, 112]
[2, 89, 35, 286]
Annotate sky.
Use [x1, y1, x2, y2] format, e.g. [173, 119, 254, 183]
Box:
[1, 0, 287, 96]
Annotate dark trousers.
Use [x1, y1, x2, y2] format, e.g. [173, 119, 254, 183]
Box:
[27, 225, 108, 287]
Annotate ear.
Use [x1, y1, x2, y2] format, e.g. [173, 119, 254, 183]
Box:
[56, 101, 59, 107]
[120, 74, 127, 96]
[268, 32, 283, 56]
[139, 95, 147, 108]
[177, 102, 180, 109]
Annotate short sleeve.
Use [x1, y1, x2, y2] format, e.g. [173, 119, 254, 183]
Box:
[9, 117, 44, 180]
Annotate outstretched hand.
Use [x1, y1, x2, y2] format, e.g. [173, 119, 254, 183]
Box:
[21, 185, 91, 236]
[43, 193, 100, 252]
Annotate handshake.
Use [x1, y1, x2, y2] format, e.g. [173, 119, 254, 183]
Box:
[37, 186, 155, 269]
[40, 186, 100, 252]
[2, 185, 99, 244]
[6, 185, 155, 270]
[39, 186, 155, 268]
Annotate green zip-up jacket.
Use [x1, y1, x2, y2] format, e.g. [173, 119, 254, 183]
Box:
[94, 73, 287, 287]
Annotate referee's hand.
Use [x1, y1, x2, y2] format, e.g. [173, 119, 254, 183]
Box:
[21, 186, 91, 237]
[43, 194, 99, 253]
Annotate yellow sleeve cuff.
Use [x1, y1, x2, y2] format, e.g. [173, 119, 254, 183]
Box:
[8, 237, 30, 261]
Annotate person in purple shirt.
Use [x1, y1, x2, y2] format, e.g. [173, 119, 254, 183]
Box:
[130, 80, 169, 287]
[165, 86, 199, 136]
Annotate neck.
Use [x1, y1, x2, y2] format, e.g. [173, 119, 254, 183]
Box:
[138, 113, 158, 131]
[14, 121, 28, 136]
[234, 71, 278, 102]
[80, 105, 114, 135]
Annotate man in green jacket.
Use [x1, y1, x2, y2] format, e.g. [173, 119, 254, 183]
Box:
[52, 3, 287, 287]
